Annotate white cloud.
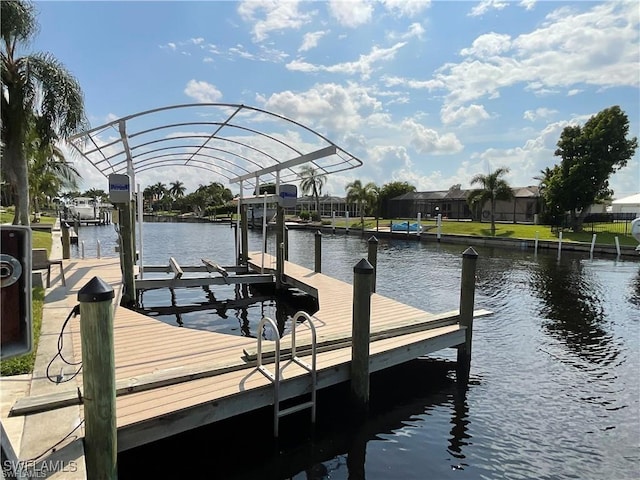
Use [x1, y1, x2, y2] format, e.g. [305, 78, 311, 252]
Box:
[427, 2, 639, 107]
[203, 57, 214, 63]
[191, 37, 204, 45]
[441, 104, 490, 126]
[238, 0, 313, 41]
[402, 22, 425, 40]
[401, 119, 464, 155]
[460, 32, 511, 58]
[299, 30, 329, 52]
[167, 42, 176, 51]
[468, 0, 508, 17]
[287, 42, 406, 80]
[262, 82, 382, 134]
[368, 145, 410, 166]
[184, 80, 223, 103]
[380, 0, 431, 18]
[328, 0, 373, 28]
[519, 0, 536, 11]
[523, 107, 558, 122]
[567, 89, 582, 96]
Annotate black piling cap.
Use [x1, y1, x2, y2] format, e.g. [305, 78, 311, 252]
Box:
[353, 258, 374, 274]
[462, 246, 479, 258]
[368, 235, 379, 244]
[315, 230, 322, 236]
[78, 276, 115, 303]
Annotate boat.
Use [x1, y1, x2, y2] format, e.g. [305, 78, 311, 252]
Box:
[391, 221, 422, 232]
[67, 197, 112, 221]
[249, 206, 276, 228]
[68, 197, 98, 220]
[631, 217, 640, 251]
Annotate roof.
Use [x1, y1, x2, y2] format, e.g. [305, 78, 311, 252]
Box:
[612, 193, 640, 205]
[68, 103, 362, 194]
[390, 186, 539, 201]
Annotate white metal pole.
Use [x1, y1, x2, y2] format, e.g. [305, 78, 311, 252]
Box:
[236, 180, 242, 264]
[97, 239, 101, 259]
[332, 211, 336, 234]
[557, 231, 563, 259]
[615, 236, 621, 257]
[261, 193, 267, 272]
[590, 233, 597, 257]
[534, 231, 539, 255]
[417, 212, 422, 237]
[81, 241, 85, 259]
[437, 214, 442, 241]
[346, 210, 350, 233]
[137, 184, 144, 279]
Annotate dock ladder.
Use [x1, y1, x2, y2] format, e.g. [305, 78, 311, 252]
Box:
[256, 311, 317, 437]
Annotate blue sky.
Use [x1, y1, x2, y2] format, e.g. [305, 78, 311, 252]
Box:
[31, 0, 639, 199]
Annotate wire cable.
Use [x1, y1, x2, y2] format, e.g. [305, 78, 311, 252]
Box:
[46, 304, 83, 384]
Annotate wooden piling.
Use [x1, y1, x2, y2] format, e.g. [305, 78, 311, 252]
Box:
[61, 222, 71, 260]
[118, 202, 136, 306]
[284, 226, 289, 261]
[456, 247, 478, 382]
[78, 277, 117, 480]
[314, 230, 322, 273]
[350, 258, 374, 416]
[367, 236, 378, 293]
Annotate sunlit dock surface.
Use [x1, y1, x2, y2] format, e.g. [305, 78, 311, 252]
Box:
[13, 254, 488, 453]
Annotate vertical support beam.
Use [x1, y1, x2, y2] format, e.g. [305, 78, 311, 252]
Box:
[236, 181, 242, 264]
[534, 231, 539, 256]
[457, 247, 478, 383]
[118, 202, 136, 306]
[417, 212, 422, 239]
[590, 233, 597, 258]
[314, 230, 322, 273]
[61, 222, 71, 259]
[557, 231, 563, 260]
[276, 204, 284, 289]
[367, 236, 378, 293]
[350, 258, 374, 417]
[78, 277, 116, 480]
[346, 211, 350, 234]
[241, 204, 249, 265]
[284, 226, 289, 261]
[137, 184, 144, 279]
[437, 214, 442, 242]
[332, 211, 336, 234]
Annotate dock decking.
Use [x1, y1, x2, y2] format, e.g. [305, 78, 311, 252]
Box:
[13, 252, 488, 453]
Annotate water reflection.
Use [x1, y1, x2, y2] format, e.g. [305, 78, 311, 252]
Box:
[629, 267, 640, 307]
[531, 255, 619, 366]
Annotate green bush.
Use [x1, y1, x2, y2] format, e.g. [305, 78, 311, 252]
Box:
[299, 211, 310, 221]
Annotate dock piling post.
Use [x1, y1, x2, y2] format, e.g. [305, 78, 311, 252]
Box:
[346, 211, 350, 234]
[590, 234, 597, 258]
[332, 211, 336, 234]
[367, 236, 378, 293]
[456, 247, 478, 383]
[437, 214, 442, 242]
[284, 226, 289, 261]
[241, 204, 249, 265]
[81, 241, 85, 259]
[117, 202, 136, 306]
[615, 236, 621, 257]
[78, 277, 117, 480]
[61, 222, 71, 260]
[534, 231, 539, 255]
[314, 230, 322, 273]
[97, 239, 101, 259]
[557, 231, 563, 260]
[276, 205, 284, 289]
[351, 259, 374, 417]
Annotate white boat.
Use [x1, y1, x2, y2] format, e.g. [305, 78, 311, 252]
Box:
[68, 197, 112, 220]
[631, 217, 640, 251]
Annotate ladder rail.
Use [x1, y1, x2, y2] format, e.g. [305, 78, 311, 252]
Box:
[256, 312, 318, 437]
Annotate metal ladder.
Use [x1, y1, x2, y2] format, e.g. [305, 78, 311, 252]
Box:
[256, 311, 317, 437]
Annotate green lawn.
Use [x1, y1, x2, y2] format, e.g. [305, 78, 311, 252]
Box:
[332, 218, 638, 247]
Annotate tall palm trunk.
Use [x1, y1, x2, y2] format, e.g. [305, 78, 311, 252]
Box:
[5, 84, 30, 225]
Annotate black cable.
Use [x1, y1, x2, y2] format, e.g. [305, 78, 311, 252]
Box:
[46, 304, 83, 384]
[22, 419, 85, 464]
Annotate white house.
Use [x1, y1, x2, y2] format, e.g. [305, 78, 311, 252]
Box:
[611, 193, 640, 214]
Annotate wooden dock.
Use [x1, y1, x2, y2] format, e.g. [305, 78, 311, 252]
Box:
[12, 252, 489, 453]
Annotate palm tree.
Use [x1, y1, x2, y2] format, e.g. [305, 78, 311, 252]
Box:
[1, 0, 87, 225]
[26, 123, 80, 215]
[467, 167, 513, 236]
[299, 165, 326, 218]
[346, 179, 378, 227]
[169, 180, 186, 201]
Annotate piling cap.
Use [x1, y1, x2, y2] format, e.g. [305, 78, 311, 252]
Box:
[368, 235, 379, 244]
[78, 276, 115, 303]
[353, 258, 374, 274]
[462, 246, 478, 258]
[315, 230, 322, 236]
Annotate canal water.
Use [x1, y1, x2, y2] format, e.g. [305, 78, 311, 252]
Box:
[72, 222, 640, 479]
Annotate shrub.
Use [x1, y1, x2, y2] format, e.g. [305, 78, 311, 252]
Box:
[299, 211, 310, 221]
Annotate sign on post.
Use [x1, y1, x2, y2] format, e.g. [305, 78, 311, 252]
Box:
[278, 184, 297, 208]
[109, 174, 131, 203]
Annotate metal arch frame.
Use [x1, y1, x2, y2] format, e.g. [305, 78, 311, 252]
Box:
[69, 103, 363, 193]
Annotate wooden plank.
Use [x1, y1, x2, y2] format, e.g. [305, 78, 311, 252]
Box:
[201, 258, 229, 277]
[143, 265, 248, 274]
[243, 309, 492, 360]
[135, 273, 274, 290]
[169, 257, 183, 279]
